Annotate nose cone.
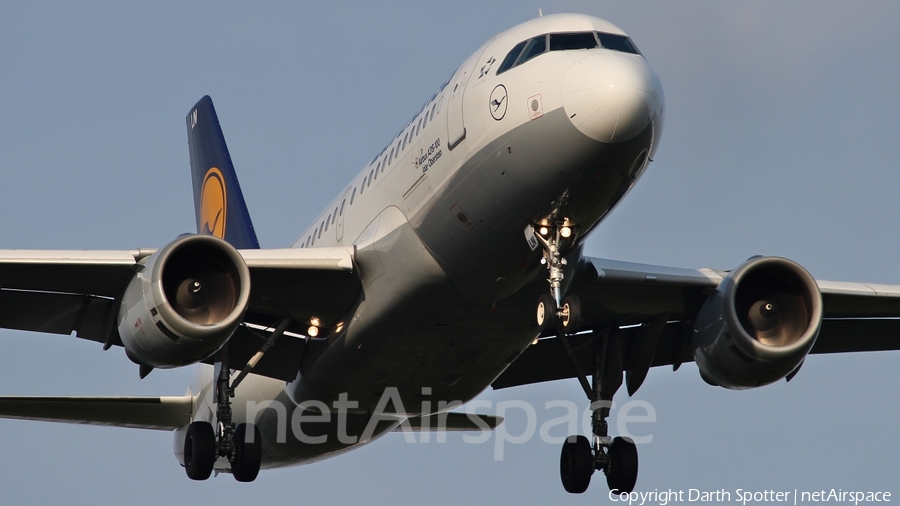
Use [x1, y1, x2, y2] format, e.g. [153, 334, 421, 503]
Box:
[562, 52, 663, 143]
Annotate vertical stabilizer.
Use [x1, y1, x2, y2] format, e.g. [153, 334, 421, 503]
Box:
[186, 96, 260, 249]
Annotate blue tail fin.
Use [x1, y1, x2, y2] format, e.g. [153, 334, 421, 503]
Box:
[186, 96, 260, 249]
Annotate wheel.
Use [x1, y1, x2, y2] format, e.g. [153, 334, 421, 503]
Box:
[606, 436, 638, 493]
[561, 295, 581, 333]
[560, 435, 594, 494]
[231, 423, 262, 482]
[536, 294, 558, 333]
[184, 421, 216, 481]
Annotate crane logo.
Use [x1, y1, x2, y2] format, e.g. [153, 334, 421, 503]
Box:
[489, 84, 508, 121]
[200, 167, 227, 239]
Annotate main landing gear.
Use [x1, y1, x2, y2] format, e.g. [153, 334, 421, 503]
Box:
[557, 333, 638, 494]
[183, 350, 263, 482]
[532, 224, 639, 494]
[184, 319, 291, 481]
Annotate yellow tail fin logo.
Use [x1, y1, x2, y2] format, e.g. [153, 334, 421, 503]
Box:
[200, 167, 227, 239]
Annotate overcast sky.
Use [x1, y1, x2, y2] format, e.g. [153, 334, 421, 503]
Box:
[1, 1, 899, 504]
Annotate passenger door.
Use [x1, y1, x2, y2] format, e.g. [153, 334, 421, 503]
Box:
[335, 187, 351, 243]
[446, 40, 495, 150]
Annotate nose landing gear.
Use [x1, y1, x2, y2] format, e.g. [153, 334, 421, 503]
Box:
[532, 224, 639, 494]
[533, 223, 582, 334]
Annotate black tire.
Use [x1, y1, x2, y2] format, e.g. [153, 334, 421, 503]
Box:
[231, 423, 262, 482]
[536, 294, 558, 333]
[560, 435, 594, 494]
[184, 421, 216, 481]
[606, 436, 638, 494]
[561, 295, 581, 334]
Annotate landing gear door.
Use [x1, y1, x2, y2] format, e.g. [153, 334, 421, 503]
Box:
[446, 39, 494, 150]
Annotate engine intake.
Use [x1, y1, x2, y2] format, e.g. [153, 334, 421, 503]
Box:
[117, 234, 251, 368]
[692, 256, 822, 389]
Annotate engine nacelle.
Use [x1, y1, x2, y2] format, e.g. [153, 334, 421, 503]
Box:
[117, 234, 250, 368]
[692, 256, 822, 389]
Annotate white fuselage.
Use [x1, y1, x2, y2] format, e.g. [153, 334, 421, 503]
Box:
[181, 13, 665, 471]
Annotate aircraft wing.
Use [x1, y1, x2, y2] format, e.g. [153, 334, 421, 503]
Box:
[0, 247, 361, 381]
[493, 256, 900, 390]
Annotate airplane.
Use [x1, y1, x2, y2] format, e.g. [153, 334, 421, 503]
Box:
[1, 11, 899, 496]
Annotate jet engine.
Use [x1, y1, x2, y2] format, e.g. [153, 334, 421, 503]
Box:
[117, 234, 251, 368]
[692, 256, 822, 389]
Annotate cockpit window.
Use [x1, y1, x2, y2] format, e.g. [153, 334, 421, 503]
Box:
[596, 32, 641, 55]
[497, 40, 527, 74]
[517, 35, 547, 65]
[498, 31, 641, 76]
[549, 32, 598, 51]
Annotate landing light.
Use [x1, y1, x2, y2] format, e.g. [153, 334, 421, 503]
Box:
[335, 321, 344, 333]
[309, 316, 321, 327]
[560, 226, 572, 238]
[539, 226, 549, 236]
[307, 326, 319, 338]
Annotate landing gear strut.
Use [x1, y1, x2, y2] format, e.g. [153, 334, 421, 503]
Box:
[183, 348, 263, 482]
[555, 330, 639, 494]
[531, 224, 639, 494]
[586, 332, 638, 493]
[533, 224, 581, 334]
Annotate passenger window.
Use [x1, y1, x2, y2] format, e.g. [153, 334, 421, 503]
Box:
[361, 177, 366, 193]
[340, 199, 346, 215]
[368, 170, 373, 186]
[596, 32, 641, 54]
[381, 156, 387, 172]
[325, 215, 330, 231]
[374, 162, 381, 179]
[350, 187, 356, 204]
[389, 147, 395, 165]
[497, 40, 528, 74]
[430, 103, 437, 118]
[550, 32, 598, 51]
[312, 229, 317, 245]
[332, 208, 337, 223]
[517, 36, 547, 65]
[318, 223, 323, 238]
